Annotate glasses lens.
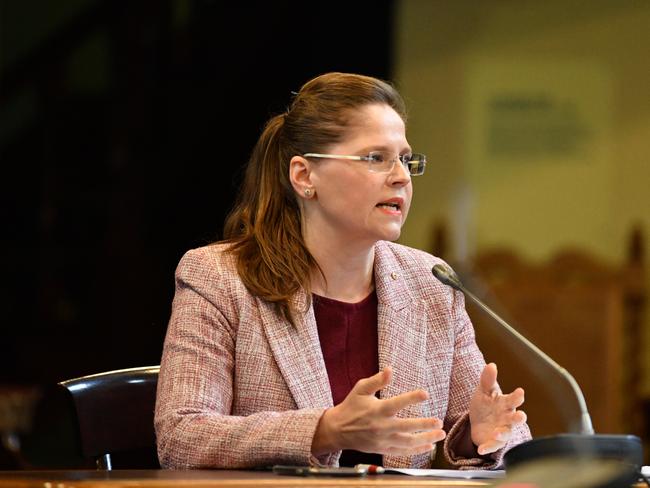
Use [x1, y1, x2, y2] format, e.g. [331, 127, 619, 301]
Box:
[366, 151, 426, 175]
[367, 151, 394, 173]
[406, 154, 426, 175]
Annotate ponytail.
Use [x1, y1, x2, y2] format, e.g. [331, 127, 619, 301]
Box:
[224, 114, 316, 324]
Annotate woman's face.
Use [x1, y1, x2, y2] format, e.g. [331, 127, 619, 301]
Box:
[303, 103, 413, 248]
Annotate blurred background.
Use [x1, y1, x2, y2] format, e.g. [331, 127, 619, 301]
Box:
[1, 0, 648, 469]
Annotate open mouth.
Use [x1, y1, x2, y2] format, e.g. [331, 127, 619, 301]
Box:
[376, 202, 401, 211]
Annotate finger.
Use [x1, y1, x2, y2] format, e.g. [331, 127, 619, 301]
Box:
[474, 425, 514, 455]
[383, 442, 437, 457]
[510, 409, 527, 425]
[477, 438, 505, 455]
[500, 387, 525, 409]
[490, 410, 526, 431]
[492, 425, 513, 443]
[388, 429, 446, 448]
[383, 416, 443, 434]
[379, 389, 429, 416]
[480, 363, 499, 395]
[353, 367, 392, 396]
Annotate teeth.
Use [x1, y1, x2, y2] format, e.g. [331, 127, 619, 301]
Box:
[378, 203, 399, 209]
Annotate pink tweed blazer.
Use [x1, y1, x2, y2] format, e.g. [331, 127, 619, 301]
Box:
[154, 240, 530, 469]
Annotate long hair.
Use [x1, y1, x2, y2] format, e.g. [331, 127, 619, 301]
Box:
[223, 72, 407, 324]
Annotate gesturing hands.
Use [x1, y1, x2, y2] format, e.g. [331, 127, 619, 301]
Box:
[469, 363, 527, 455]
[312, 367, 446, 457]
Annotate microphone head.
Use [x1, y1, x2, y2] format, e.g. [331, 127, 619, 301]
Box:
[431, 264, 463, 291]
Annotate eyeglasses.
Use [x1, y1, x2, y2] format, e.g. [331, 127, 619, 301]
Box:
[303, 151, 427, 176]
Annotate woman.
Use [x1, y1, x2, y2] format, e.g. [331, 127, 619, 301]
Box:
[154, 72, 530, 470]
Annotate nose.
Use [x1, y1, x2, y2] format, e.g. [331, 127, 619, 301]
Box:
[388, 157, 411, 186]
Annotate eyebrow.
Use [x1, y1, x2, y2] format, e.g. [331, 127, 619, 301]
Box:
[355, 145, 413, 154]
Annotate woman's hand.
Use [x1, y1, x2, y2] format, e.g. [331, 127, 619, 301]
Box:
[312, 367, 445, 457]
[469, 363, 527, 455]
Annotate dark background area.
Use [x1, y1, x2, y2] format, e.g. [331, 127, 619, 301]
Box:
[1, 0, 395, 386]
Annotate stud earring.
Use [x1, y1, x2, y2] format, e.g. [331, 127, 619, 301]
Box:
[304, 188, 313, 197]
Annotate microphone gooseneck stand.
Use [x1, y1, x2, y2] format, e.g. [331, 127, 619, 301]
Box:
[431, 264, 643, 486]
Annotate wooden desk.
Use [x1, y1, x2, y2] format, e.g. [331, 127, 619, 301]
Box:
[0, 467, 644, 488]
[0, 470, 489, 488]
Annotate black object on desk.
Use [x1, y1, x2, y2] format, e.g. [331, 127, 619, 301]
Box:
[272, 465, 368, 477]
[503, 434, 643, 487]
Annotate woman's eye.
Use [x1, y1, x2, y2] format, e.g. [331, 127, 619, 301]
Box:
[369, 152, 386, 163]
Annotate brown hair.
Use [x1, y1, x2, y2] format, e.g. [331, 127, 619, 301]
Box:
[223, 72, 407, 324]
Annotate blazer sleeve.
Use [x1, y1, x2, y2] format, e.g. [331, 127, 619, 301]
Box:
[441, 288, 531, 469]
[154, 249, 333, 469]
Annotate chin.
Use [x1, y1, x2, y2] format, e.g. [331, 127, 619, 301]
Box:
[379, 228, 402, 242]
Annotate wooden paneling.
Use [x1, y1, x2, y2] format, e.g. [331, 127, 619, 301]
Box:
[459, 249, 633, 437]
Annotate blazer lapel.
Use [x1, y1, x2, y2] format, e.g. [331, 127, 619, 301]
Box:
[374, 242, 432, 467]
[259, 290, 333, 410]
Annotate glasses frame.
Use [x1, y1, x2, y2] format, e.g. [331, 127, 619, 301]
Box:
[302, 151, 426, 176]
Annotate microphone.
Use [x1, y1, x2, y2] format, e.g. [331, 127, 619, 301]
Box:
[431, 263, 643, 471]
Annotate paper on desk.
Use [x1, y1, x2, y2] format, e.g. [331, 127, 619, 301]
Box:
[381, 468, 505, 479]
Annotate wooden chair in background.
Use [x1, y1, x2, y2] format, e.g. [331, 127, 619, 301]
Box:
[429, 222, 646, 454]
[461, 248, 627, 436]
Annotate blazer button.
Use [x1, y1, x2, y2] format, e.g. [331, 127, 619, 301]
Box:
[390, 272, 398, 280]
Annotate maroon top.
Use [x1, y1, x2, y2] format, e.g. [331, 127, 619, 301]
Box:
[313, 291, 383, 467]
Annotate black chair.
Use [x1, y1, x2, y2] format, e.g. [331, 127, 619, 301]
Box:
[58, 366, 160, 470]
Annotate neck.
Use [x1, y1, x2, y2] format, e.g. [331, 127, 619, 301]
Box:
[304, 229, 375, 303]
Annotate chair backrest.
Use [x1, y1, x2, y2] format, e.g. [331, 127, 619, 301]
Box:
[462, 247, 640, 437]
[58, 366, 160, 470]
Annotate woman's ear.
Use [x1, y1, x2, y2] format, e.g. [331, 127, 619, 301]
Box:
[289, 155, 316, 199]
